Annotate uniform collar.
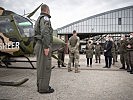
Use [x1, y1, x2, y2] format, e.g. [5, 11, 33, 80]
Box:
[40, 13, 51, 18]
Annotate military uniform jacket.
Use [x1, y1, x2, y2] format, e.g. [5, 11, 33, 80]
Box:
[34, 13, 53, 50]
[111, 42, 116, 53]
[95, 44, 102, 54]
[86, 44, 94, 58]
[34, 13, 53, 92]
[68, 35, 80, 53]
[127, 38, 133, 51]
[119, 40, 128, 54]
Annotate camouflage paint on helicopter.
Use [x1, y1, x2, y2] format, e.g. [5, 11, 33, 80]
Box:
[0, 5, 65, 57]
[0, 32, 20, 54]
[0, 4, 65, 86]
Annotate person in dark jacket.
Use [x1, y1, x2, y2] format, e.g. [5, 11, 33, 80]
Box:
[103, 36, 113, 68]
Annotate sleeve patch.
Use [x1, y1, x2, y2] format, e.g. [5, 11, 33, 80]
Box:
[44, 16, 49, 21]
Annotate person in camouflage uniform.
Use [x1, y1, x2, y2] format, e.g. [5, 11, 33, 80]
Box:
[119, 35, 129, 70]
[110, 37, 116, 65]
[34, 4, 54, 94]
[68, 30, 80, 73]
[86, 40, 94, 67]
[127, 33, 133, 74]
[95, 41, 102, 63]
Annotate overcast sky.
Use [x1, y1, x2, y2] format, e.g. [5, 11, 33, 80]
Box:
[1, 0, 133, 29]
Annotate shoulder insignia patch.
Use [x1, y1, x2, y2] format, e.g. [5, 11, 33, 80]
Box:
[44, 16, 49, 21]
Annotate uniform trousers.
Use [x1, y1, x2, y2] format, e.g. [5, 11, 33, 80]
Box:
[87, 58, 92, 66]
[105, 56, 112, 68]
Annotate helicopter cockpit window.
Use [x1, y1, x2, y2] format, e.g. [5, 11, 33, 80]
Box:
[0, 17, 14, 33]
[13, 14, 34, 37]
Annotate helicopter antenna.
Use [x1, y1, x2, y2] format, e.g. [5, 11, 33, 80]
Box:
[24, 10, 25, 16]
[27, 3, 43, 18]
[23, 9, 26, 16]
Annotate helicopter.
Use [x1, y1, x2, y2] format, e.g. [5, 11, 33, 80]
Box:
[0, 4, 65, 86]
[0, 4, 65, 68]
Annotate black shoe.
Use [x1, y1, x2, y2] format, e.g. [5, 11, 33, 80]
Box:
[95, 61, 98, 63]
[62, 65, 66, 67]
[39, 87, 54, 94]
[103, 66, 108, 68]
[130, 71, 133, 74]
[38, 86, 51, 92]
[127, 70, 131, 72]
[49, 86, 52, 89]
[119, 67, 125, 69]
[51, 66, 55, 69]
[58, 65, 61, 68]
[108, 66, 111, 68]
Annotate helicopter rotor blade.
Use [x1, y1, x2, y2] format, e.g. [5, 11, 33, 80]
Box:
[27, 3, 43, 18]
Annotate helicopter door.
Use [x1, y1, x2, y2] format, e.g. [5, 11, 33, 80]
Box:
[12, 15, 34, 53]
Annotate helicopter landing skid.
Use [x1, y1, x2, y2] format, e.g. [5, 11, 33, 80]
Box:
[0, 78, 29, 86]
[1, 55, 36, 69]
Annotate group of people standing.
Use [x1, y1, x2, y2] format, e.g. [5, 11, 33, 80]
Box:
[63, 31, 133, 74]
[119, 33, 133, 74]
[65, 30, 112, 73]
[63, 30, 102, 73]
[34, 4, 133, 94]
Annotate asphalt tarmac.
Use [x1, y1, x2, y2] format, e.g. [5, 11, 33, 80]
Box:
[0, 55, 133, 100]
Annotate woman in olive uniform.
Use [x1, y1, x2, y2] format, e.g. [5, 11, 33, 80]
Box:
[86, 40, 94, 67]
